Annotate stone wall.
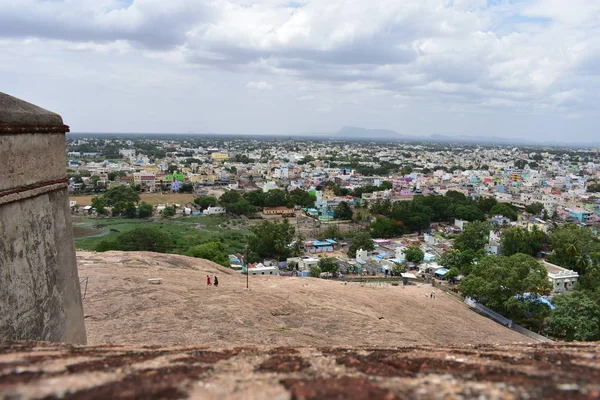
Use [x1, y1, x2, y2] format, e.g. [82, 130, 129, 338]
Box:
[0, 92, 86, 344]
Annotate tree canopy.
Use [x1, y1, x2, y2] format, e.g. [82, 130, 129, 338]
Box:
[334, 201, 353, 220]
[548, 224, 600, 274]
[460, 254, 552, 319]
[246, 219, 296, 262]
[549, 290, 600, 341]
[96, 227, 172, 253]
[347, 232, 375, 257]
[501, 227, 547, 257]
[404, 245, 424, 264]
[187, 241, 230, 267]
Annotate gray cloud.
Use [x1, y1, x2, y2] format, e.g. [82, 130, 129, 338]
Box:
[0, 0, 598, 139]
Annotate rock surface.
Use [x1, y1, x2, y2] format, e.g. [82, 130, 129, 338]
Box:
[0, 341, 598, 399]
[77, 251, 529, 347]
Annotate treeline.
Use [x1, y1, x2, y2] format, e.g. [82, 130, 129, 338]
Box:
[368, 191, 518, 238]
[194, 188, 316, 216]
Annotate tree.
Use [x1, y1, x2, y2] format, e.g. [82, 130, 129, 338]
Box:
[138, 203, 154, 218]
[459, 254, 552, 319]
[187, 242, 230, 267]
[439, 249, 463, 270]
[162, 206, 175, 217]
[549, 290, 600, 341]
[194, 196, 217, 210]
[334, 201, 353, 220]
[542, 209, 549, 220]
[96, 227, 172, 253]
[91, 196, 108, 215]
[219, 190, 242, 205]
[318, 257, 339, 273]
[391, 263, 405, 276]
[548, 225, 600, 273]
[309, 265, 322, 277]
[489, 203, 518, 221]
[446, 267, 460, 280]
[103, 185, 140, 206]
[179, 183, 194, 193]
[454, 204, 485, 222]
[370, 218, 402, 238]
[247, 219, 296, 261]
[347, 232, 375, 257]
[587, 183, 600, 193]
[501, 227, 547, 257]
[514, 159, 527, 169]
[453, 221, 489, 252]
[525, 202, 544, 215]
[475, 197, 498, 214]
[404, 245, 424, 264]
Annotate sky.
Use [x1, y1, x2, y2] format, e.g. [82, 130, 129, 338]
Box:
[1, 0, 599, 141]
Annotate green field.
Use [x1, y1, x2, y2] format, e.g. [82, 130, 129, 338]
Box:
[73, 215, 252, 255]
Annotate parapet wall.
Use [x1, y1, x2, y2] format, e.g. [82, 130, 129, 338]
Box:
[0, 92, 86, 344]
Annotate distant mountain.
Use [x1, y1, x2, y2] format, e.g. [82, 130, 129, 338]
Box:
[333, 126, 405, 139]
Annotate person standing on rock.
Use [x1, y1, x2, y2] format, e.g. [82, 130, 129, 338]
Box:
[214, 276, 219, 287]
[206, 275, 212, 286]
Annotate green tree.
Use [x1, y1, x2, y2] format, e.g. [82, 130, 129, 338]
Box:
[96, 227, 172, 253]
[247, 219, 296, 261]
[103, 185, 141, 206]
[549, 290, 600, 341]
[391, 263, 405, 276]
[489, 203, 519, 221]
[587, 183, 600, 193]
[309, 265, 322, 277]
[187, 241, 230, 267]
[548, 225, 600, 273]
[439, 249, 463, 270]
[138, 203, 154, 218]
[501, 227, 547, 257]
[404, 245, 424, 264]
[318, 257, 339, 273]
[453, 221, 489, 252]
[460, 254, 552, 318]
[454, 204, 485, 222]
[475, 197, 498, 214]
[334, 201, 353, 220]
[194, 196, 218, 210]
[370, 218, 401, 238]
[525, 202, 544, 215]
[347, 232, 375, 257]
[91, 196, 108, 215]
[514, 159, 527, 169]
[179, 183, 194, 193]
[446, 267, 460, 280]
[162, 206, 175, 217]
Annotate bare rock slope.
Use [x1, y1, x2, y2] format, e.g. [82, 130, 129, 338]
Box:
[77, 251, 528, 346]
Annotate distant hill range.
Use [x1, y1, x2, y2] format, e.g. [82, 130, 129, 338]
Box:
[288, 126, 598, 147]
[70, 127, 599, 147]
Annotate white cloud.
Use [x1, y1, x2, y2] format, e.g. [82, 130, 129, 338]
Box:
[0, 0, 599, 139]
[245, 81, 273, 90]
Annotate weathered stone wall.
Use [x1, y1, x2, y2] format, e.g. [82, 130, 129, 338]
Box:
[0, 92, 86, 344]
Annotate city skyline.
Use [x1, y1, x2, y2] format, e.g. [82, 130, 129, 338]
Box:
[1, 0, 599, 141]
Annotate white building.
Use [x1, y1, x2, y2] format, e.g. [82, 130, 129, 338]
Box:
[203, 206, 226, 215]
[543, 261, 579, 293]
[356, 248, 369, 262]
[245, 263, 279, 276]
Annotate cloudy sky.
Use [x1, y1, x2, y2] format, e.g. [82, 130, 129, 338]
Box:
[1, 0, 599, 141]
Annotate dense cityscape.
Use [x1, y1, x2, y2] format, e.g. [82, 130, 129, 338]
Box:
[66, 133, 600, 342]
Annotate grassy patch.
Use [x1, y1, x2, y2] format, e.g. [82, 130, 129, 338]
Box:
[73, 215, 252, 254]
